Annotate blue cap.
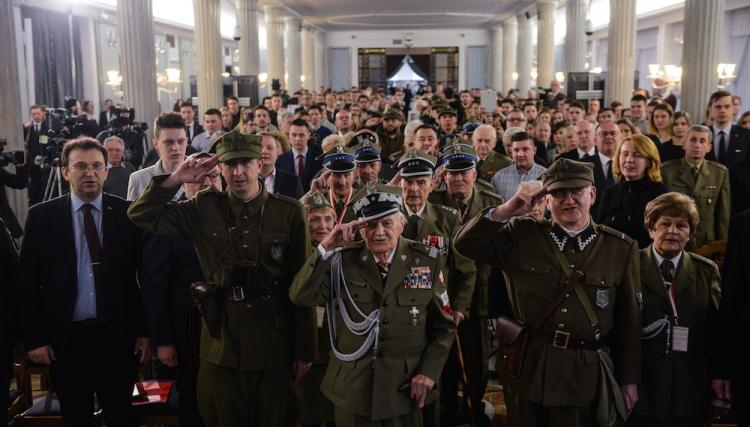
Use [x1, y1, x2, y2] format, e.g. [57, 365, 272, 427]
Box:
[322, 145, 356, 172]
[440, 143, 477, 172]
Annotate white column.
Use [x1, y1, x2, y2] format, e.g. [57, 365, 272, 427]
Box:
[285, 17, 302, 92]
[491, 26, 504, 91]
[236, 0, 260, 75]
[516, 13, 533, 95]
[681, 0, 724, 119]
[502, 17, 517, 92]
[605, 0, 636, 104]
[314, 31, 327, 90]
[264, 5, 285, 89]
[565, 0, 588, 73]
[193, 0, 223, 111]
[118, 0, 159, 127]
[302, 26, 315, 90]
[0, 0, 27, 223]
[537, 0, 557, 87]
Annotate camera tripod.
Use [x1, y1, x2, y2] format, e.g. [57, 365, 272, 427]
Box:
[42, 158, 64, 202]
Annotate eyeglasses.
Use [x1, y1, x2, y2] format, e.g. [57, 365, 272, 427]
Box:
[549, 187, 588, 200]
[68, 162, 106, 172]
[597, 131, 618, 137]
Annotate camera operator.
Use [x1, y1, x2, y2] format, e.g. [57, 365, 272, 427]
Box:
[23, 105, 62, 205]
[96, 107, 148, 169]
[0, 141, 28, 239]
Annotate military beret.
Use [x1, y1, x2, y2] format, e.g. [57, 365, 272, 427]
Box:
[208, 130, 262, 162]
[396, 149, 436, 178]
[301, 191, 334, 212]
[440, 143, 477, 172]
[383, 109, 403, 121]
[322, 145, 356, 172]
[541, 158, 595, 191]
[349, 182, 403, 222]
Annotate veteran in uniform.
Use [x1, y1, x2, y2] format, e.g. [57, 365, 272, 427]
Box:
[454, 158, 642, 427]
[661, 125, 730, 249]
[350, 131, 391, 188]
[473, 124, 512, 183]
[298, 192, 337, 426]
[428, 144, 505, 425]
[309, 145, 359, 225]
[291, 184, 456, 427]
[128, 131, 317, 426]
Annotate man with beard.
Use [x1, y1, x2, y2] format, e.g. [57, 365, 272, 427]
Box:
[253, 106, 279, 133]
[378, 109, 405, 160]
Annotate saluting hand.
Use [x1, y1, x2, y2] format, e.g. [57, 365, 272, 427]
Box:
[410, 374, 435, 408]
[432, 165, 447, 188]
[321, 219, 366, 252]
[490, 186, 546, 222]
[387, 171, 403, 187]
[310, 170, 331, 193]
[162, 153, 220, 189]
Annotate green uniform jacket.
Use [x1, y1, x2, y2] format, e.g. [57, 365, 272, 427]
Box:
[290, 238, 456, 420]
[635, 247, 721, 419]
[128, 176, 317, 370]
[477, 151, 513, 183]
[455, 214, 642, 407]
[661, 158, 730, 248]
[429, 182, 504, 317]
[402, 202, 476, 318]
[378, 131, 405, 160]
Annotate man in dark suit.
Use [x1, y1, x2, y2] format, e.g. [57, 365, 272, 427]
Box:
[276, 118, 323, 192]
[0, 217, 18, 424]
[260, 132, 303, 199]
[180, 102, 204, 145]
[730, 154, 750, 214]
[98, 99, 115, 129]
[707, 90, 750, 166]
[17, 137, 149, 427]
[558, 119, 610, 213]
[0, 152, 28, 238]
[23, 104, 62, 205]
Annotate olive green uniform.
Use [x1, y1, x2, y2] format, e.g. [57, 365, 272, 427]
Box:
[428, 182, 504, 424]
[290, 238, 457, 426]
[455, 215, 642, 427]
[128, 177, 317, 426]
[661, 158, 730, 249]
[378, 131, 405, 161]
[477, 151, 513, 183]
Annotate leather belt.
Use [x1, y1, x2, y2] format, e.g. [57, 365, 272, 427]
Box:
[533, 329, 605, 351]
[225, 281, 280, 301]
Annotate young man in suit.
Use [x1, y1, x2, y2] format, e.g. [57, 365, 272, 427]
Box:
[707, 90, 750, 167]
[559, 119, 611, 213]
[17, 137, 149, 427]
[276, 118, 323, 192]
[259, 132, 303, 199]
[180, 102, 204, 145]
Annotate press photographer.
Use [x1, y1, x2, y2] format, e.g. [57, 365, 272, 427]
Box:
[23, 104, 61, 204]
[0, 138, 27, 238]
[96, 106, 149, 169]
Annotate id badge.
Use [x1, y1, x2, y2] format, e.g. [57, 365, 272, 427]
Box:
[39, 135, 48, 144]
[316, 306, 325, 328]
[672, 325, 689, 352]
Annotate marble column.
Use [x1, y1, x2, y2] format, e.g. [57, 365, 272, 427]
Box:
[118, 0, 159, 127]
[285, 17, 302, 92]
[516, 13, 533, 95]
[302, 26, 315, 90]
[605, 0, 636, 104]
[502, 17, 517, 92]
[537, 0, 557, 87]
[193, 0, 223, 110]
[236, 0, 260, 76]
[0, 0, 28, 222]
[564, 0, 588, 73]
[314, 31, 327, 90]
[681, 0, 724, 119]
[491, 26, 503, 91]
[264, 5, 285, 89]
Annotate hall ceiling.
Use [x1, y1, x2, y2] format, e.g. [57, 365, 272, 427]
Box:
[264, 0, 537, 30]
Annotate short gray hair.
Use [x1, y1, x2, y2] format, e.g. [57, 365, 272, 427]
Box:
[503, 126, 526, 143]
[473, 124, 496, 142]
[688, 125, 712, 142]
[103, 135, 124, 148]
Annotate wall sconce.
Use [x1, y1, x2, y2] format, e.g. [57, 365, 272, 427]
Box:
[157, 68, 182, 97]
[647, 63, 682, 96]
[717, 63, 736, 89]
[554, 71, 565, 83]
[300, 74, 306, 83]
[258, 72, 268, 85]
[589, 66, 602, 74]
[106, 70, 123, 99]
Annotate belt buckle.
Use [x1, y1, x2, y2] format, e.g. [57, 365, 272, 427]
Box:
[552, 330, 570, 349]
[230, 287, 245, 301]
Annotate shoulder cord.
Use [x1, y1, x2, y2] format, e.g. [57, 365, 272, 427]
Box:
[326, 251, 381, 363]
[642, 315, 671, 340]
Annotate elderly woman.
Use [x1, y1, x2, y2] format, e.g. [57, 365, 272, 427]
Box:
[628, 192, 727, 427]
[596, 134, 668, 248]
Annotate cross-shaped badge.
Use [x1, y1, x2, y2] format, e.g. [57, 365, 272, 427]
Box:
[409, 306, 420, 326]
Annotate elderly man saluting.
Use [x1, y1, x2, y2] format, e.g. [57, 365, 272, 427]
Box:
[291, 183, 456, 426]
[454, 158, 642, 427]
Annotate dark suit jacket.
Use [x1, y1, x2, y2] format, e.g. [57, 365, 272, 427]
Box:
[730, 156, 750, 214]
[707, 124, 750, 166]
[276, 144, 323, 193]
[185, 121, 204, 144]
[23, 117, 63, 158]
[0, 218, 18, 353]
[17, 193, 146, 357]
[0, 164, 28, 237]
[273, 169, 304, 199]
[99, 109, 115, 128]
[558, 148, 611, 213]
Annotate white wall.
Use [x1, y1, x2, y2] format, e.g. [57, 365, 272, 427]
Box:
[325, 29, 490, 90]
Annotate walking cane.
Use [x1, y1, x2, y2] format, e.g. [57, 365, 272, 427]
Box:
[454, 332, 476, 427]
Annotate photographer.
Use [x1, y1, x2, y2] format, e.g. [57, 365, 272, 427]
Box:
[23, 104, 61, 205]
[0, 143, 27, 238]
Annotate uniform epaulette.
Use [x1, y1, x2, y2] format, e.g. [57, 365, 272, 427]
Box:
[431, 187, 448, 194]
[598, 224, 636, 244]
[434, 204, 458, 215]
[408, 241, 439, 259]
[479, 188, 504, 202]
[691, 252, 717, 268]
[475, 179, 495, 191]
[342, 240, 366, 251]
[706, 160, 728, 171]
[268, 191, 303, 207]
[661, 159, 681, 168]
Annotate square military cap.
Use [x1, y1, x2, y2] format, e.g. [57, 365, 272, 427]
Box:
[301, 191, 334, 212]
[541, 158, 595, 191]
[208, 130, 262, 162]
[352, 137, 382, 164]
[383, 109, 403, 120]
[439, 143, 477, 172]
[396, 149, 437, 177]
[349, 182, 403, 222]
[322, 145, 356, 172]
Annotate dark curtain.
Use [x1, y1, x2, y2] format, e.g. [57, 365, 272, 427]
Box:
[21, 6, 83, 108]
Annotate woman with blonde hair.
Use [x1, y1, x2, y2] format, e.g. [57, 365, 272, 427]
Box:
[670, 111, 692, 154]
[596, 134, 669, 247]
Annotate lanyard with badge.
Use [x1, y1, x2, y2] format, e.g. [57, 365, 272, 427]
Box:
[665, 277, 689, 358]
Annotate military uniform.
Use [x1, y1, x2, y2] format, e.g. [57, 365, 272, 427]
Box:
[291, 185, 456, 426]
[454, 159, 642, 427]
[320, 145, 359, 225]
[128, 132, 317, 426]
[477, 151, 513, 183]
[661, 158, 730, 248]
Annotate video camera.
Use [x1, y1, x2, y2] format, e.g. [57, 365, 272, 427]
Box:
[97, 107, 149, 167]
[0, 139, 25, 167]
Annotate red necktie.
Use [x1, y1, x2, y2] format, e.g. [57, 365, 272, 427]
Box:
[82, 204, 104, 318]
[297, 154, 305, 179]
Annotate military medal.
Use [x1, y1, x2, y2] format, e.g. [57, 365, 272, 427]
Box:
[404, 266, 432, 289]
[409, 306, 419, 326]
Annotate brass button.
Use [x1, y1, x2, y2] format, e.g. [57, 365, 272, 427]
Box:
[560, 308, 568, 313]
[564, 293, 571, 299]
[383, 318, 389, 324]
[557, 323, 565, 329]
[212, 232, 218, 237]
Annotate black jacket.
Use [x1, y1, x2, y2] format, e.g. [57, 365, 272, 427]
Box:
[707, 124, 750, 166]
[272, 169, 304, 199]
[596, 177, 668, 248]
[730, 156, 750, 214]
[17, 193, 146, 356]
[0, 218, 18, 351]
[276, 144, 323, 193]
[558, 148, 613, 214]
[0, 164, 28, 238]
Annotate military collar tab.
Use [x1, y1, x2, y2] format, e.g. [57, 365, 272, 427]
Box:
[550, 222, 598, 252]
